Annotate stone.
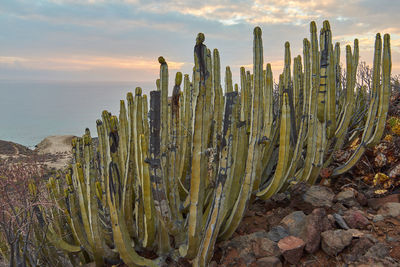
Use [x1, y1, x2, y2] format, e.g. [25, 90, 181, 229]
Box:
[368, 194, 400, 210]
[372, 214, 384, 223]
[389, 163, 400, 178]
[254, 236, 281, 259]
[332, 202, 348, 214]
[270, 193, 290, 206]
[343, 209, 370, 229]
[266, 225, 289, 242]
[278, 236, 305, 265]
[374, 152, 387, 168]
[304, 208, 325, 253]
[333, 213, 350, 229]
[336, 189, 359, 207]
[343, 237, 374, 263]
[346, 229, 364, 238]
[378, 202, 400, 218]
[252, 256, 282, 267]
[321, 229, 353, 256]
[356, 192, 368, 206]
[322, 214, 336, 231]
[219, 231, 280, 265]
[280, 211, 307, 237]
[303, 185, 335, 208]
[364, 243, 389, 259]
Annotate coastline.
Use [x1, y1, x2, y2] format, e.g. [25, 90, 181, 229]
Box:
[0, 135, 75, 170]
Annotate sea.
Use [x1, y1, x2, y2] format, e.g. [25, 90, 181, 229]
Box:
[0, 80, 154, 148]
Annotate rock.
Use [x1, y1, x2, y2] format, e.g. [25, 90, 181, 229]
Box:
[277, 236, 305, 265]
[389, 163, 400, 178]
[368, 194, 400, 210]
[321, 229, 353, 256]
[280, 211, 306, 237]
[266, 226, 289, 242]
[254, 236, 281, 259]
[303, 185, 335, 209]
[304, 208, 325, 253]
[289, 182, 310, 210]
[322, 214, 336, 231]
[343, 209, 370, 229]
[219, 231, 280, 265]
[372, 214, 384, 223]
[347, 229, 364, 238]
[270, 193, 290, 206]
[364, 243, 389, 259]
[252, 256, 282, 267]
[332, 202, 348, 214]
[208, 261, 218, 267]
[336, 189, 359, 207]
[356, 192, 368, 206]
[333, 213, 350, 229]
[344, 237, 374, 263]
[374, 152, 387, 168]
[378, 202, 400, 218]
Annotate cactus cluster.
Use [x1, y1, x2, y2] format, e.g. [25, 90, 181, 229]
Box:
[36, 20, 391, 266]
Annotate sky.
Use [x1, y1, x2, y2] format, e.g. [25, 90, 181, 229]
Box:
[1, 0, 399, 84]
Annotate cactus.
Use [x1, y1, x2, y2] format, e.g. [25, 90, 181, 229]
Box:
[34, 20, 392, 267]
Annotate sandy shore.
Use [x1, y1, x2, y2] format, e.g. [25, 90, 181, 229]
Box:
[0, 135, 75, 170]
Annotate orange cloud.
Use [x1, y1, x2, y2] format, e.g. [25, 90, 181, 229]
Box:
[0, 55, 186, 71]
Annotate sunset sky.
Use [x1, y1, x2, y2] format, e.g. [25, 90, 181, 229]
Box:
[1, 0, 399, 84]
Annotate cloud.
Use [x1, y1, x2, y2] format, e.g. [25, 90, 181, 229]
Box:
[0, 0, 398, 82]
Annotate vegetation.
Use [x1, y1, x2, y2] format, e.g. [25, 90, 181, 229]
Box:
[0, 20, 393, 266]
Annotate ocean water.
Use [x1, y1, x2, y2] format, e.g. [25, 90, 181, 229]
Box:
[0, 80, 154, 147]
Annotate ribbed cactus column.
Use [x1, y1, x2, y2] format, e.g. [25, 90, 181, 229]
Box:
[32, 20, 393, 267]
[219, 26, 264, 241]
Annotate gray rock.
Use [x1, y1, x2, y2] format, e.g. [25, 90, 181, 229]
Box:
[336, 189, 359, 207]
[303, 185, 335, 208]
[266, 225, 289, 242]
[389, 162, 400, 178]
[373, 214, 384, 223]
[378, 202, 400, 218]
[364, 243, 389, 259]
[280, 211, 306, 237]
[343, 236, 374, 263]
[333, 213, 350, 230]
[321, 229, 353, 256]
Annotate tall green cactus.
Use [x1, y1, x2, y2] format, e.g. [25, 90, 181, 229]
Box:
[33, 20, 392, 267]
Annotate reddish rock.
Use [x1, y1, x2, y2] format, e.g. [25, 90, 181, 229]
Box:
[343, 209, 370, 229]
[368, 194, 400, 210]
[278, 236, 305, 264]
[356, 192, 368, 206]
[304, 208, 326, 253]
